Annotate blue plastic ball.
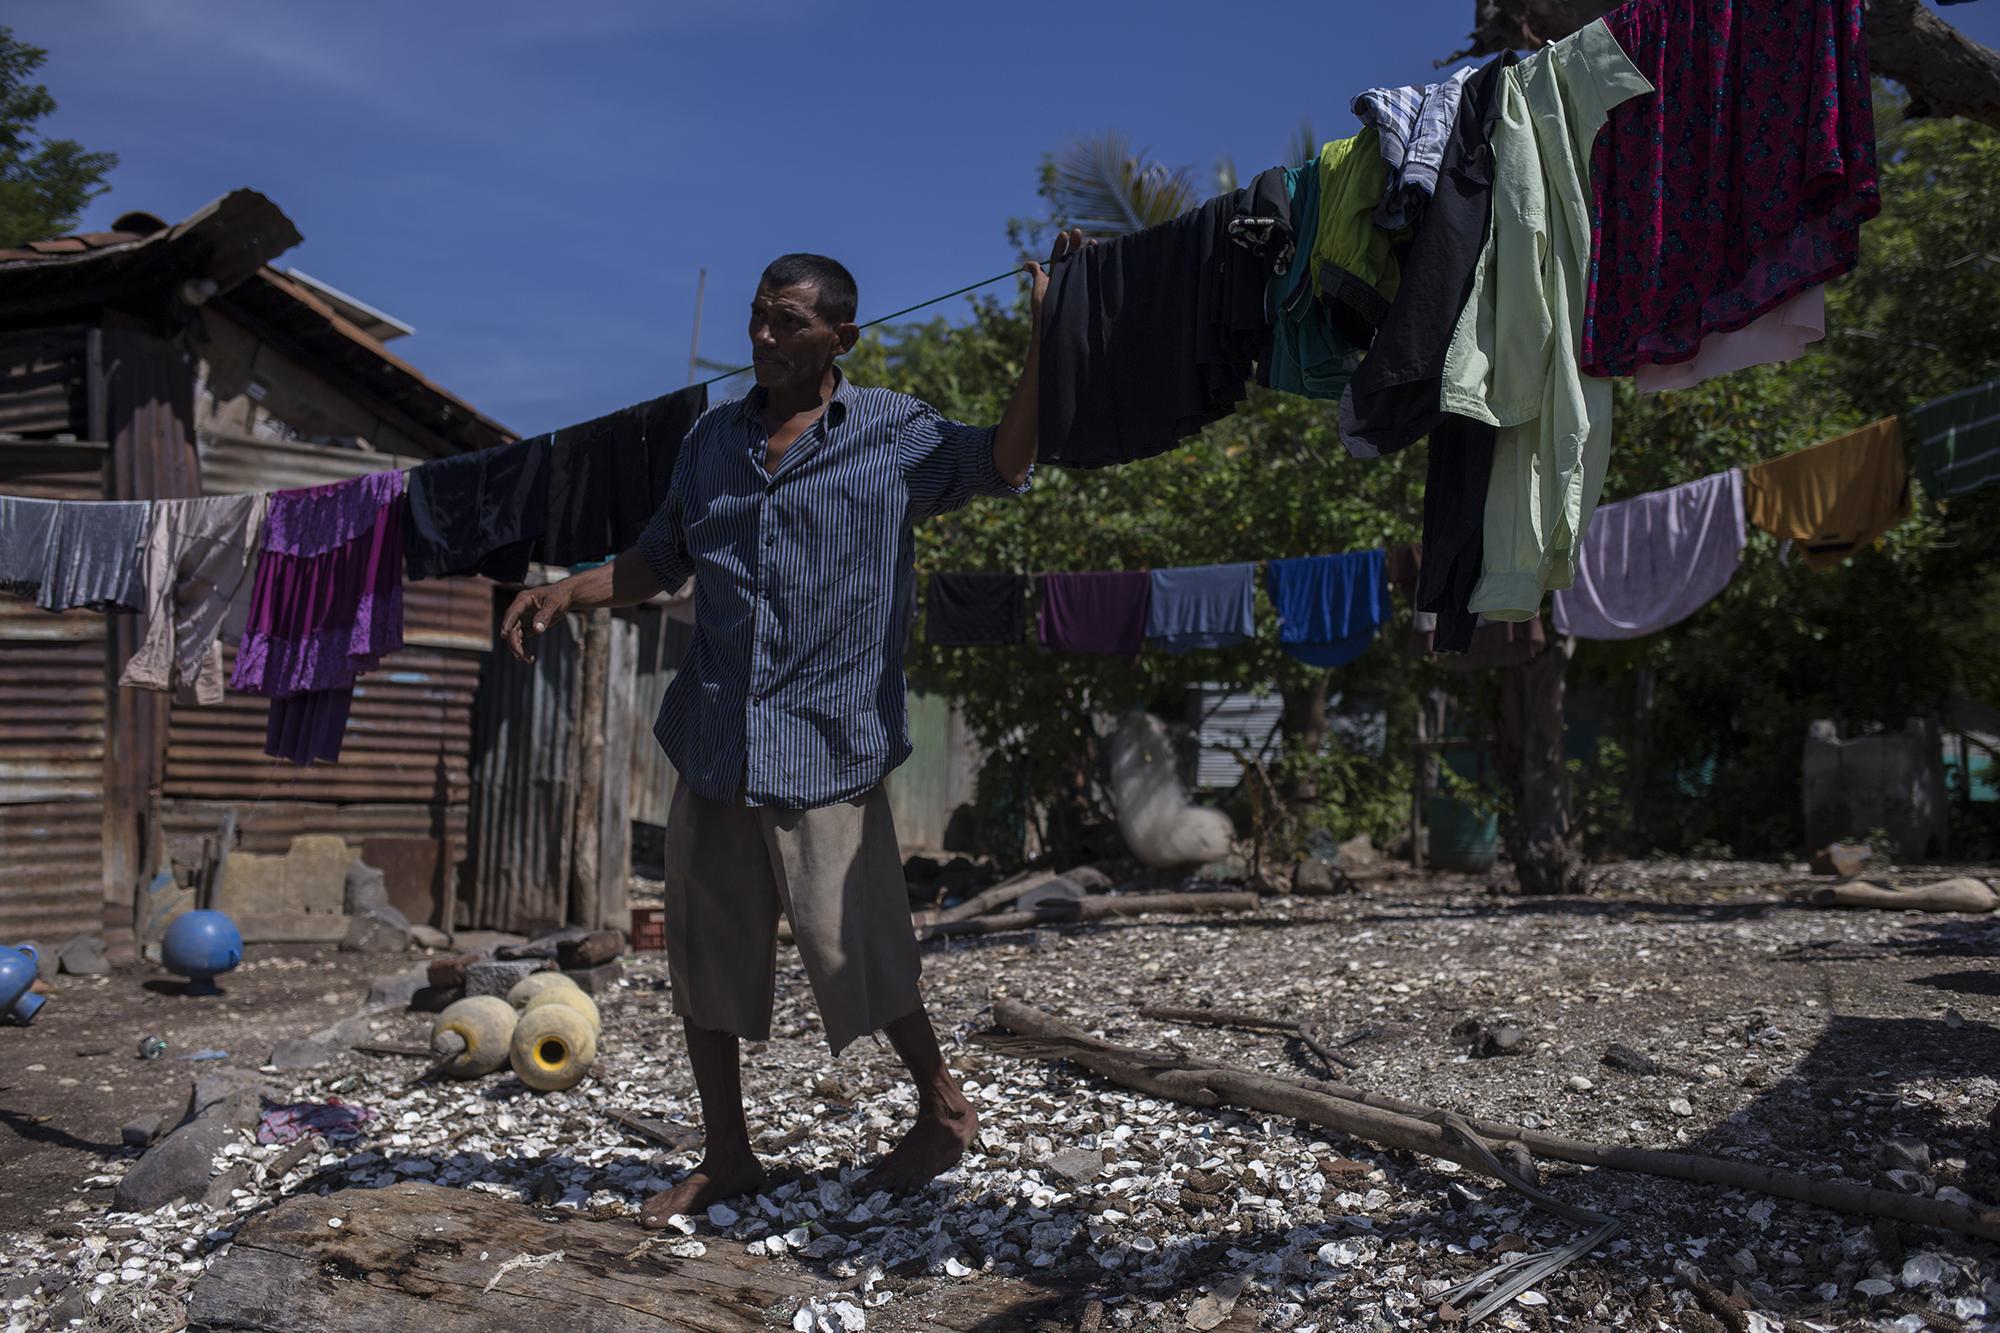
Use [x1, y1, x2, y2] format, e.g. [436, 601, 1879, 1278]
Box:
[163, 910, 243, 982]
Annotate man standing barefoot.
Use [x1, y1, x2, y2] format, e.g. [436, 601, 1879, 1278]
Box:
[501, 233, 1082, 1226]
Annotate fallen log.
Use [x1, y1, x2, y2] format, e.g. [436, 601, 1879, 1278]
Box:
[1138, 1004, 1359, 1071]
[922, 891, 1259, 940]
[930, 868, 1064, 924]
[986, 999, 2000, 1243]
[1805, 877, 1997, 913]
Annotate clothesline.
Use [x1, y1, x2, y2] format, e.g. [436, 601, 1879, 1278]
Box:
[695, 263, 1041, 389]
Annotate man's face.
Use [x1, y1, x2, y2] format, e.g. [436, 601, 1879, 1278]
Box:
[749, 281, 846, 393]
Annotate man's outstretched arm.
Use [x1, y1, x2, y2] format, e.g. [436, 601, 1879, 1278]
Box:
[498, 548, 662, 662]
[991, 227, 1087, 489]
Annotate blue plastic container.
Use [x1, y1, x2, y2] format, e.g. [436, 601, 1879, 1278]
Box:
[162, 911, 243, 996]
[0, 943, 44, 1023]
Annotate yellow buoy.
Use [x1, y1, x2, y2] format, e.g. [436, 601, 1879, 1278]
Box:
[522, 984, 600, 1034]
[430, 996, 516, 1079]
[510, 1002, 597, 1092]
[505, 971, 580, 1010]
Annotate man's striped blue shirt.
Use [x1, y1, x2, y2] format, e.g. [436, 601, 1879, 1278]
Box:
[636, 370, 1028, 809]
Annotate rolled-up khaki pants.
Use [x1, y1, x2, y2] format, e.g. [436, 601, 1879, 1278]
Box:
[661, 780, 921, 1054]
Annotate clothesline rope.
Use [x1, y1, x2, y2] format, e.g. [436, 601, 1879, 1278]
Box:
[697, 263, 1040, 389]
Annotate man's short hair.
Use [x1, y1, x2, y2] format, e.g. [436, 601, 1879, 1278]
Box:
[759, 254, 858, 326]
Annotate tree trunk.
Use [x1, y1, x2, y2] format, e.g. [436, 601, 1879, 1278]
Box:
[1455, 0, 2000, 131]
[1492, 635, 1584, 895]
[569, 608, 611, 930]
[1279, 675, 1331, 810]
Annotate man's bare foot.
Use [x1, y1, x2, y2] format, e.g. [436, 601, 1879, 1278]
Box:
[639, 1151, 766, 1229]
[860, 1099, 979, 1197]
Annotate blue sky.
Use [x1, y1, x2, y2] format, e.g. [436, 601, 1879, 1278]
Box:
[17, 1, 2000, 436]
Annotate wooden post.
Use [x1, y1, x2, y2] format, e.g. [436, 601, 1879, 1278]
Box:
[1492, 633, 1583, 895]
[569, 608, 611, 929]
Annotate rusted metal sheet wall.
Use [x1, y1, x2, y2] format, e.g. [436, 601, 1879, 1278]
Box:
[196, 430, 416, 496]
[0, 445, 107, 940]
[463, 616, 583, 933]
[175, 435, 491, 913]
[0, 327, 88, 438]
[626, 607, 690, 828]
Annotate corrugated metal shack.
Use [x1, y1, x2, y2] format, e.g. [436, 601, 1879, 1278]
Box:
[0, 193, 528, 952]
[0, 192, 987, 950]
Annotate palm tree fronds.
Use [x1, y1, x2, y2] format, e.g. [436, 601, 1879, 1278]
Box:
[1047, 132, 1200, 238]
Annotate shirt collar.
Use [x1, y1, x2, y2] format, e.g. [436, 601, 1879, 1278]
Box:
[739, 365, 855, 428]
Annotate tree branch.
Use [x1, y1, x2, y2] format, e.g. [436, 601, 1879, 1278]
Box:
[1453, 0, 2000, 131]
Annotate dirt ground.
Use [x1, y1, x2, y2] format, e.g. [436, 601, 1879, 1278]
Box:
[1, 860, 1996, 1332]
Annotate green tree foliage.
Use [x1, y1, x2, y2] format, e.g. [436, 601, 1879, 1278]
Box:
[847, 295, 1423, 863]
[0, 27, 117, 248]
[1573, 96, 2000, 858]
[856, 98, 2000, 864]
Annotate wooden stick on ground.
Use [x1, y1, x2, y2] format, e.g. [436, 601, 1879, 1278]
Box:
[985, 998, 2000, 1243]
[1138, 1005, 1360, 1071]
[1806, 877, 1998, 913]
[922, 891, 1260, 941]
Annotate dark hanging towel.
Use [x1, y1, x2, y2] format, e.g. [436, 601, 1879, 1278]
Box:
[404, 437, 550, 583]
[1037, 571, 1152, 656]
[1038, 168, 1292, 468]
[541, 384, 708, 565]
[926, 572, 1027, 647]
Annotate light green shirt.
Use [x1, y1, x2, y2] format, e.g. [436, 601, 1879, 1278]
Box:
[1440, 20, 1652, 621]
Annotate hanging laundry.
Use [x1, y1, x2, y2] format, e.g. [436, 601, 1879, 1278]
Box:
[1442, 22, 1654, 623]
[405, 437, 550, 582]
[925, 572, 1027, 647]
[1583, 0, 1879, 380]
[1906, 377, 2000, 503]
[0, 497, 149, 612]
[230, 471, 407, 764]
[1340, 52, 1516, 460]
[541, 384, 708, 565]
[1269, 164, 1363, 401]
[1743, 419, 1907, 571]
[1145, 562, 1258, 652]
[1351, 67, 1476, 230]
[1310, 131, 1404, 349]
[1388, 543, 1545, 667]
[1036, 571, 1151, 656]
[1551, 470, 1746, 639]
[1039, 169, 1292, 468]
[1266, 550, 1389, 668]
[1632, 289, 1826, 394]
[118, 494, 269, 705]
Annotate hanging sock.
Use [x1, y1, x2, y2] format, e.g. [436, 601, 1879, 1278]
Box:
[1906, 377, 2000, 504]
[1145, 563, 1258, 653]
[1442, 23, 1654, 623]
[119, 493, 268, 705]
[1582, 0, 1879, 380]
[405, 437, 550, 582]
[926, 572, 1027, 647]
[1036, 572, 1152, 656]
[1552, 470, 1746, 639]
[1743, 419, 1907, 571]
[1266, 551, 1390, 668]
